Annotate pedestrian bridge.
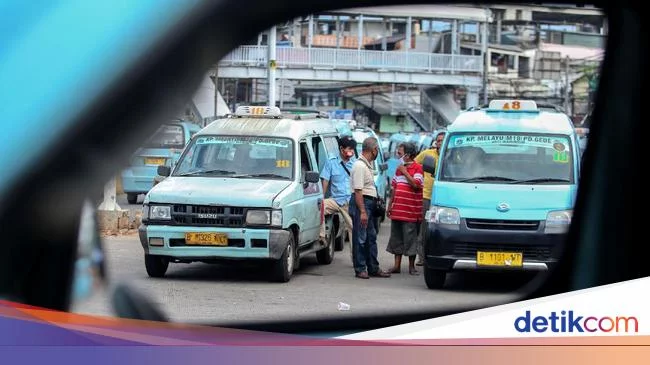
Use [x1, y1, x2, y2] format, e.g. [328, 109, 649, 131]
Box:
[218, 46, 484, 87]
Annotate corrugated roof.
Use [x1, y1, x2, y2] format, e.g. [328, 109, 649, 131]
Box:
[330, 5, 491, 22]
[539, 42, 604, 60]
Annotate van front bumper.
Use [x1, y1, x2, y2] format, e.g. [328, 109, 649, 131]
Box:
[139, 224, 291, 261]
[424, 219, 566, 272]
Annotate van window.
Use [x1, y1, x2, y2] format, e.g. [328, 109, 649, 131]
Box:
[311, 136, 329, 172]
[324, 137, 340, 159]
[300, 141, 319, 194]
[439, 133, 574, 184]
[144, 123, 185, 149]
[174, 135, 294, 179]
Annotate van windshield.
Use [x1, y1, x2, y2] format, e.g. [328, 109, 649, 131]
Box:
[173, 135, 294, 180]
[144, 123, 185, 149]
[439, 132, 574, 184]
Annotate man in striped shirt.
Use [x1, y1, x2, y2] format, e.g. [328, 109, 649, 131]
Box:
[386, 142, 424, 275]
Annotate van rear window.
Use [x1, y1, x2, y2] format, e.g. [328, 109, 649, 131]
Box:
[144, 124, 185, 149]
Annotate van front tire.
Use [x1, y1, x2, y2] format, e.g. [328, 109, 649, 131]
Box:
[424, 267, 446, 289]
[271, 233, 295, 283]
[145, 255, 169, 278]
[127, 193, 138, 204]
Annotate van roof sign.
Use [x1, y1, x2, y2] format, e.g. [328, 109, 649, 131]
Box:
[487, 100, 538, 112]
[234, 106, 282, 117]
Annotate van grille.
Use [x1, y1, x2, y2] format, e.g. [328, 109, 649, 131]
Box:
[466, 219, 540, 231]
[172, 205, 245, 227]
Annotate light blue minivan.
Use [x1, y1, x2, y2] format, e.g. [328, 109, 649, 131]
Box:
[139, 106, 344, 282]
[422, 100, 581, 289]
[121, 120, 201, 204]
[385, 132, 413, 180]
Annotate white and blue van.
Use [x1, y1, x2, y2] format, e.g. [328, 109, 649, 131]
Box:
[422, 100, 581, 289]
[139, 106, 344, 282]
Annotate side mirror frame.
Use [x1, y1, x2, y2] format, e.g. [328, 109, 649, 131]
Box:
[305, 171, 320, 184]
[157, 165, 171, 177]
[422, 155, 436, 175]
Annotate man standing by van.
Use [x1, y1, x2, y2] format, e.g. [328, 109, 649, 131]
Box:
[414, 131, 446, 266]
[319, 136, 356, 246]
[349, 137, 391, 279]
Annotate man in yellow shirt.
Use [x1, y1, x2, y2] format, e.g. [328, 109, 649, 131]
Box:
[414, 131, 446, 266]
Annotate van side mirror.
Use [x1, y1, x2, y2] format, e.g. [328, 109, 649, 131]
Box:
[305, 171, 320, 183]
[157, 165, 171, 177]
[422, 155, 436, 175]
[380, 163, 388, 172]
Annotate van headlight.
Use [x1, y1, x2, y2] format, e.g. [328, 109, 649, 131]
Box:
[545, 210, 572, 234]
[246, 210, 282, 227]
[149, 205, 171, 220]
[427, 206, 460, 229]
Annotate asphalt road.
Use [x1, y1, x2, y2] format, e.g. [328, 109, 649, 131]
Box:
[72, 194, 541, 326]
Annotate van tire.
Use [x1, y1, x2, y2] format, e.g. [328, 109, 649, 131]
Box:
[316, 232, 335, 265]
[145, 255, 169, 278]
[424, 267, 446, 289]
[127, 193, 138, 204]
[271, 234, 295, 283]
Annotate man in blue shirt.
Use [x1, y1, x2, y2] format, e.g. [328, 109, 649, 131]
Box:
[319, 136, 357, 245]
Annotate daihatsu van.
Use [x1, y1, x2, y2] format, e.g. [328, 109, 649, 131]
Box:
[422, 100, 580, 289]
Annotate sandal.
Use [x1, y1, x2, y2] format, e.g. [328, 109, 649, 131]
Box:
[409, 268, 420, 276]
[369, 270, 391, 278]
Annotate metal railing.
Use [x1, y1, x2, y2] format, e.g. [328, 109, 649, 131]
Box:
[220, 46, 483, 73]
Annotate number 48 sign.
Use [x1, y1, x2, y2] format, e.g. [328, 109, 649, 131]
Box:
[502, 101, 521, 110]
[488, 100, 539, 111]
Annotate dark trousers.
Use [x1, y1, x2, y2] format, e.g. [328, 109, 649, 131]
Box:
[349, 196, 379, 274]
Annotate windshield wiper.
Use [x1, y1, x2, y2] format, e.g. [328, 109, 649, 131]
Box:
[511, 178, 571, 184]
[232, 173, 289, 179]
[178, 169, 237, 176]
[454, 176, 517, 182]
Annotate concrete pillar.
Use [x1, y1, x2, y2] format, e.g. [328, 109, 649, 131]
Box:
[336, 16, 341, 49]
[268, 26, 277, 107]
[357, 14, 364, 69]
[467, 87, 480, 108]
[428, 19, 433, 53]
[98, 178, 122, 211]
[452, 19, 458, 55]
[405, 16, 412, 51]
[308, 16, 314, 49]
[358, 14, 364, 50]
[382, 17, 387, 51]
[496, 17, 502, 44]
[482, 21, 488, 105]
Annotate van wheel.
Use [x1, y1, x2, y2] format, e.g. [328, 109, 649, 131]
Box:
[271, 233, 295, 283]
[424, 267, 446, 289]
[316, 232, 335, 265]
[145, 255, 169, 278]
[127, 193, 138, 204]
